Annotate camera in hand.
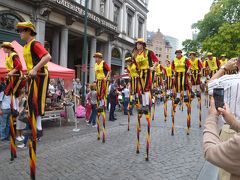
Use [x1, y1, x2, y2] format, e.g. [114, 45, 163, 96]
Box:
[213, 88, 224, 110]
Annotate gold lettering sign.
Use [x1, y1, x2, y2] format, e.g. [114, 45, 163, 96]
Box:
[55, 0, 118, 32]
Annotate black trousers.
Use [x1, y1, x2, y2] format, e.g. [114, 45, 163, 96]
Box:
[109, 103, 116, 121]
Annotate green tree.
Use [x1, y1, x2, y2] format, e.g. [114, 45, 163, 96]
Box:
[202, 22, 240, 57]
[193, 0, 240, 42]
[182, 39, 201, 56]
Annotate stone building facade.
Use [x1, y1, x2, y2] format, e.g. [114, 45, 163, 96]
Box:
[147, 29, 172, 65]
[0, 0, 149, 82]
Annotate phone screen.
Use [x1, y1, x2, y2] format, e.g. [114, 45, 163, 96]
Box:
[213, 88, 224, 110]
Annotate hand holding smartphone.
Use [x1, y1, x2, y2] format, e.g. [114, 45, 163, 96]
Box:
[213, 88, 224, 110]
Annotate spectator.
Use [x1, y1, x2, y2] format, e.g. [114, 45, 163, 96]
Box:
[56, 79, 65, 101]
[16, 90, 26, 142]
[88, 83, 97, 127]
[0, 92, 11, 141]
[17, 94, 28, 149]
[122, 84, 132, 115]
[109, 83, 118, 121]
[85, 88, 91, 123]
[203, 98, 240, 179]
[207, 56, 240, 179]
[107, 80, 114, 111]
[73, 78, 82, 96]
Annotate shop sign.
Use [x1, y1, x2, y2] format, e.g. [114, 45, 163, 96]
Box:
[55, 0, 118, 32]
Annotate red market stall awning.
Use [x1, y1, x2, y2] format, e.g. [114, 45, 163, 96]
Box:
[0, 41, 75, 79]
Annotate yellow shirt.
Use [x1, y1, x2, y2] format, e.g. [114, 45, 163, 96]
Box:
[190, 58, 200, 71]
[135, 50, 149, 70]
[165, 65, 172, 77]
[207, 57, 218, 71]
[5, 52, 17, 71]
[23, 39, 48, 72]
[95, 60, 105, 80]
[127, 63, 138, 78]
[220, 59, 228, 66]
[174, 57, 186, 73]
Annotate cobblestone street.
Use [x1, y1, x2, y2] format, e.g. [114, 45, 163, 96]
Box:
[0, 99, 209, 180]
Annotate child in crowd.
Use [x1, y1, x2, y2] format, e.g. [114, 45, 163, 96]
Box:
[85, 88, 92, 123]
[16, 89, 26, 142]
[87, 83, 97, 127]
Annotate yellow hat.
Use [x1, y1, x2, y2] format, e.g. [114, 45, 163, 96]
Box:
[125, 57, 132, 62]
[135, 38, 146, 46]
[93, 52, 103, 58]
[16, 21, 37, 35]
[189, 51, 196, 55]
[207, 52, 213, 56]
[1, 42, 14, 50]
[175, 49, 182, 54]
[221, 54, 226, 57]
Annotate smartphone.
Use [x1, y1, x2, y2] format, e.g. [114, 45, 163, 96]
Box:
[213, 88, 224, 110]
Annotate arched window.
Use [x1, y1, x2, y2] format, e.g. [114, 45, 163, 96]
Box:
[0, 12, 24, 32]
[112, 48, 121, 59]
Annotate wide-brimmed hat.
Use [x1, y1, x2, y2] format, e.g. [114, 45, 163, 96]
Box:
[175, 49, 182, 54]
[189, 51, 196, 56]
[207, 52, 213, 56]
[93, 52, 103, 58]
[135, 38, 146, 47]
[220, 54, 226, 57]
[1, 42, 14, 50]
[16, 21, 37, 36]
[125, 57, 132, 62]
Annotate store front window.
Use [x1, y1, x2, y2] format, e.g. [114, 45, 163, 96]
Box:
[0, 12, 24, 43]
[111, 48, 122, 76]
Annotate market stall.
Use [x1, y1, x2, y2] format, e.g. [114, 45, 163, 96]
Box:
[0, 41, 75, 125]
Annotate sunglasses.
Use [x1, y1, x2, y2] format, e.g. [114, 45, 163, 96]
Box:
[16, 28, 28, 33]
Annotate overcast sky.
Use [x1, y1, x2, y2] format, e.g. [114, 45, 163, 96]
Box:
[147, 0, 214, 47]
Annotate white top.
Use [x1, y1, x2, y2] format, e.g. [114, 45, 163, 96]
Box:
[208, 73, 240, 119]
[122, 88, 130, 98]
[48, 84, 56, 94]
[1, 95, 11, 110]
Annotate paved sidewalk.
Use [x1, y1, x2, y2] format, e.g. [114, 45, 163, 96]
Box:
[0, 98, 218, 180]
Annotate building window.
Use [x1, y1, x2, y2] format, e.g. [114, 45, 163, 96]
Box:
[138, 22, 143, 38]
[127, 13, 133, 37]
[159, 54, 161, 57]
[112, 48, 121, 59]
[0, 12, 24, 32]
[166, 55, 169, 59]
[100, 0, 105, 16]
[113, 5, 120, 29]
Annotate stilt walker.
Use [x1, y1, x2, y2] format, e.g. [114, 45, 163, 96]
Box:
[16, 21, 51, 180]
[125, 57, 138, 131]
[205, 52, 220, 79]
[153, 62, 165, 121]
[189, 51, 203, 128]
[132, 38, 158, 161]
[205, 52, 220, 107]
[93, 52, 111, 143]
[171, 50, 191, 135]
[219, 54, 229, 74]
[164, 60, 172, 122]
[201, 58, 209, 107]
[2, 42, 23, 161]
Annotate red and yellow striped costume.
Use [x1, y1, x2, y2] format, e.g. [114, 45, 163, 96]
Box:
[165, 65, 173, 90]
[190, 57, 203, 85]
[172, 56, 191, 93]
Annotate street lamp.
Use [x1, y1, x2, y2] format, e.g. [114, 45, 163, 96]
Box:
[81, 0, 88, 104]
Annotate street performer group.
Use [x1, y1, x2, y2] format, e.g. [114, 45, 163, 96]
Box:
[1, 18, 238, 175]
